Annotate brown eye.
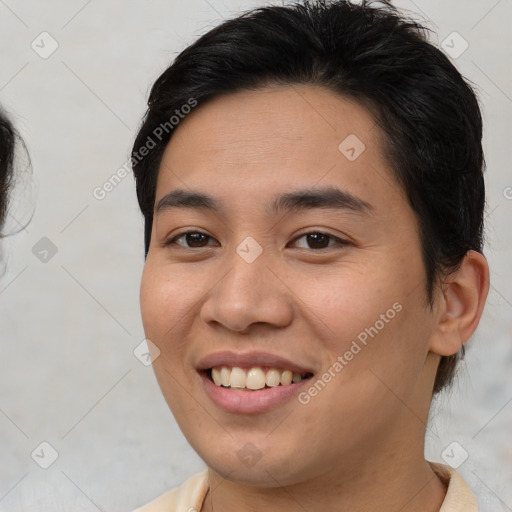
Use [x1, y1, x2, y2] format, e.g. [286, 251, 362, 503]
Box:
[305, 233, 330, 249]
[290, 232, 347, 250]
[183, 232, 209, 247]
[164, 231, 216, 248]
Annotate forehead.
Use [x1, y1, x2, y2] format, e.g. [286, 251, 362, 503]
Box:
[163, 84, 379, 159]
[155, 85, 402, 214]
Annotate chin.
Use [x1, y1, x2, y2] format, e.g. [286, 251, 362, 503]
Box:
[191, 436, 313, 488]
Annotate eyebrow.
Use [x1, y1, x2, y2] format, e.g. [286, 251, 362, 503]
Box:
[155, 186, 374, 217]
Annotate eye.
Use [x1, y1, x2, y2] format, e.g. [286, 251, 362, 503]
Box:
[289, 231, 348, 250]
[163, 230, 217, 249]
[163, 230, 349, 250]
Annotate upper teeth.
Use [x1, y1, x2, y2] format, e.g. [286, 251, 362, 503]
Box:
[210, 366, 306, 390]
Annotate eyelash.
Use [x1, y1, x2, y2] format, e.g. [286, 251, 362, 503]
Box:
[162, 230, 349, 251]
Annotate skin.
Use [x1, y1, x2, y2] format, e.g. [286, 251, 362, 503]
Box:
[140, 85, 489, 512]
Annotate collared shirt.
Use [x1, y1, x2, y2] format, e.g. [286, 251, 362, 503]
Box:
[133, 462, 478, 511]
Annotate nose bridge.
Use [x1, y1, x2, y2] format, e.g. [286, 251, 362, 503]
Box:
[201, 236, 293, 332]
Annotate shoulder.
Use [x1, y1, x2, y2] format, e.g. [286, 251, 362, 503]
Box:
[429, 462, 478, 511]
[133, 470, 209, 512]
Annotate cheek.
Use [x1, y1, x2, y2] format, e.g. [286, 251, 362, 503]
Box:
[139, 265, 161, 335]
[140, 263, 187, 333]
[291, 266, 395, 345]
[139, 262, 201, 373]
[139, 266, 192, 411]
[139, 264, 184, 362]
[295, 262, 430, 387]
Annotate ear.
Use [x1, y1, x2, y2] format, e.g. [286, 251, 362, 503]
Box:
[429, 250, 490, 356]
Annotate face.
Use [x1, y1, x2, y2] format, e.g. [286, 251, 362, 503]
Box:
[140, 85, 442, 487]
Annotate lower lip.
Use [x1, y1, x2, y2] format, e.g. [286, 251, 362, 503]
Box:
[200, 372, 312, 414]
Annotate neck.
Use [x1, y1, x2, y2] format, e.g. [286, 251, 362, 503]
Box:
[201, 446, 447, 512]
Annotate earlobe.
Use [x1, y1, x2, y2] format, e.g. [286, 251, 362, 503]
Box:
[429, 250, 490, 357]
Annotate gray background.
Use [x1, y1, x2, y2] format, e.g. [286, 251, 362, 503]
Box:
[0, 1, 511, 511]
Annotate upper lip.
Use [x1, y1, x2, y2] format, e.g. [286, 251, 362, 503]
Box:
[196, 350, 315, 374]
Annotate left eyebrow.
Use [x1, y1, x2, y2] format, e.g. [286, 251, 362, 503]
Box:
[267, 185, 374, 216]
[155, 185, 374, 217]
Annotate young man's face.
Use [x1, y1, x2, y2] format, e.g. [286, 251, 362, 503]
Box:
[140, 85, 443, 486]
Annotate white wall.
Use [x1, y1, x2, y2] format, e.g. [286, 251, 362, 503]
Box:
[0, 1, 510, 510]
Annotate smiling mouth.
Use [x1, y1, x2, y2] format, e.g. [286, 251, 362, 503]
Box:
[203, 366, 314, 391]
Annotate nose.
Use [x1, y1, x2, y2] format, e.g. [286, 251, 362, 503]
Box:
[199, 245, 294, 334]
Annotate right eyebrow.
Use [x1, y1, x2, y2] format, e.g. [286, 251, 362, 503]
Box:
[156, 189, 224, 214]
